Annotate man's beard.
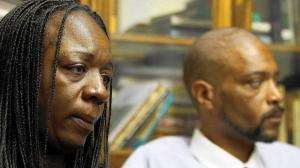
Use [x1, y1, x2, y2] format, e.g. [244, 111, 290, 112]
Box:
[221, 106, 284, 143]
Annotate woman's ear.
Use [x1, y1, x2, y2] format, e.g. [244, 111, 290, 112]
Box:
[191, 80, 214, 110]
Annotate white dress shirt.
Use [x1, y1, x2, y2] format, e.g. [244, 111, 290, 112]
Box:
[190, 129, 264, 168]
[123, 129, 300, 168]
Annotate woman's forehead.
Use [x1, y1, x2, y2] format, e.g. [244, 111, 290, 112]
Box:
[44, 10, 109, 52]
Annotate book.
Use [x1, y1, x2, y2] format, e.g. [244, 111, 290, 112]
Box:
[109, 81, 168, 149]
[157, 115, 198, 137]
[284, 88, 300, 146]
[292, 95, 300, 147]
[125, 94, 174, 149]
[165, 105, 197, 118]
[109, 82, 161, 143]
[285, 90, 295, 143]
[170, 15, 211, 29]
[278, 85, 287, 143]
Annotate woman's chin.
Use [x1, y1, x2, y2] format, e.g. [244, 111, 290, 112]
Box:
[48, 134, 87, 154]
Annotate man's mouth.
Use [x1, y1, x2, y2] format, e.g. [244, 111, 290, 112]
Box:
[263, 107, 284, 123]
[266, 115, 282, 123]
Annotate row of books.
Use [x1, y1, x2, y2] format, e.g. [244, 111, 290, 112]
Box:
[283, 88, 300, 147]
[109, 82, 300, 148]
[109, 81, 173, 150]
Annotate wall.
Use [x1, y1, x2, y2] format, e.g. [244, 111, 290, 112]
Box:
[0, 1, 16, 19]
[118, 0, 191, 32]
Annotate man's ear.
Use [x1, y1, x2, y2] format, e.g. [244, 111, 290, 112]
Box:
[191, 80, 214, 110]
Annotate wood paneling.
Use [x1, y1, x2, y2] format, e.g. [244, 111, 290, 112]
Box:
[212, 0, 252, 30]
[80, 0, 117, 33]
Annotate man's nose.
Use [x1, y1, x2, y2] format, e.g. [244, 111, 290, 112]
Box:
[267, 80, 283, 105]
[82, 73, 109, 105]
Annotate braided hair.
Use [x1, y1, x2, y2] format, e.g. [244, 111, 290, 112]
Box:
[0, 0, 112, 167]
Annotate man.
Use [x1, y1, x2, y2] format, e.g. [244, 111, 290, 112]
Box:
[0, 0, 112, 167]
[123, 28, 300, 168]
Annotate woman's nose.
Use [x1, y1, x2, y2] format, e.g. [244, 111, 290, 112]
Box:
[82, 74, 109, 105]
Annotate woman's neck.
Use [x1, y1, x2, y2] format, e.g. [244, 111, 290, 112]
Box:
[46, 153, 66, 168]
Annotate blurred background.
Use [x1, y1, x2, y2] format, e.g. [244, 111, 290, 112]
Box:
[1, 0, 300, 167]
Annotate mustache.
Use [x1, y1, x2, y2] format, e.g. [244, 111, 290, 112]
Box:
[262, 106, 285, 121]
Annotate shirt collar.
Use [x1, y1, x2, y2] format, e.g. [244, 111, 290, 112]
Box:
[189, 129, 264, 168]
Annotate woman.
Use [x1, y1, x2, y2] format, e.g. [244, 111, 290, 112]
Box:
[0, 0, 112, 167]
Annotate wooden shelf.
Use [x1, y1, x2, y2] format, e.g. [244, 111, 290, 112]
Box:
[268, 43, 300, 53]
[112, 33, 300, 53]
[110, 149, 133, 168]
[111, 33, 195, 46]
[108, 126, 192, 168]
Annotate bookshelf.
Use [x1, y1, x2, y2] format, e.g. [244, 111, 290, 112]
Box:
[112, 33, 300, 53]
[79, 0, 300, 167]
[111, 33, 195, 46]
[2, 0, 299, 167]
[110, 149, 133, 168]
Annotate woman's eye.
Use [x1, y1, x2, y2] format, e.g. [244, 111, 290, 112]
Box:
[68, 65, 86, 75]
[102, 75, 111, 87]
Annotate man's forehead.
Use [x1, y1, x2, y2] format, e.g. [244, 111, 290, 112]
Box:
[226, 42, 278, 77]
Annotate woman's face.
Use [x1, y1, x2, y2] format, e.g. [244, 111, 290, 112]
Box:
[39, 11, 112, 152]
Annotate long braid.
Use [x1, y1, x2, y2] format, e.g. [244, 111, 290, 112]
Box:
[43, 5, 76, 167]
[0, 0, 112, 167]
[106, 80, 113, 167]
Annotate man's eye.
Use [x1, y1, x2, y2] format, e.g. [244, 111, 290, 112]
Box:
[68, 65, 86, 74]
[249, 79, 262, 89]
[275, 78, 280, 86]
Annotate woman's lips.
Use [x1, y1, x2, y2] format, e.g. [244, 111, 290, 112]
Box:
[71, 116, 94, 134]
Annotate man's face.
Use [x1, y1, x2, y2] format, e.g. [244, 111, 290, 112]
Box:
[215, 42, 283, 142]
[39, 11, 112, 152]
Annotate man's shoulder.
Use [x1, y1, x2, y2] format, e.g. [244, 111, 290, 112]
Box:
[257, 141, 300, 164]
[122, 136, 201, 168]
[137, 136, 191, 154]
[257, 141, 300, 154]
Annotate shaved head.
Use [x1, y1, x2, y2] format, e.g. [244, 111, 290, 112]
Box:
[182, 27, 283, 160]
[183, 27, 266, 92]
